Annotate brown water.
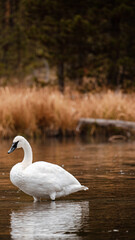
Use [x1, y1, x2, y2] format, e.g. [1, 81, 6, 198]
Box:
[0, 138, 135, 240]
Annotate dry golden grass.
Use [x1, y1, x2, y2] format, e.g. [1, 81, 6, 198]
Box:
[0, 87, 135, 138]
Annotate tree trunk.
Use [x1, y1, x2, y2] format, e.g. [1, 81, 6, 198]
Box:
[57, 62, 64, 92]
[107, 62, 119, 86]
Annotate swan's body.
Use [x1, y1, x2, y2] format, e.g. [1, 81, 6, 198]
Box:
[8, 136, 88, 202]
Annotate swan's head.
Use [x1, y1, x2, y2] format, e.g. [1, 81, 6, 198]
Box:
[8, 136, 27, 154]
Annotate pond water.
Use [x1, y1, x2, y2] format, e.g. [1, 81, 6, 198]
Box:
[0, 138, 135, 240]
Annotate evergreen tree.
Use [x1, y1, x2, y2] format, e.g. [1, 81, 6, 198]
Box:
[0, 0, 135, 89]
[89, 0, 135, 87]
[23, 0, 91, 90]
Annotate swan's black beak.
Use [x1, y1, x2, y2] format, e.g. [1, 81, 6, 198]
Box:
[8, 141, 19, 154]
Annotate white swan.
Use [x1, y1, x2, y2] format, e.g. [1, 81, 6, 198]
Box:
[8, 136, 88, 202]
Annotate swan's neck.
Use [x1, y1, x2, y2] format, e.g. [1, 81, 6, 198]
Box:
[22, 141, 33, 169]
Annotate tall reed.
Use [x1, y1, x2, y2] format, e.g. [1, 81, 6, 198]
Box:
[0, 87, 135, 138]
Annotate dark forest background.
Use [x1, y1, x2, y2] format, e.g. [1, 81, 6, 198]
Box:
[0, 0, 135, 91]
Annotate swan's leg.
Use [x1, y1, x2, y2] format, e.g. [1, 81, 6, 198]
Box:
[33, 196, 40, 202]
[50, 192, 56, 201]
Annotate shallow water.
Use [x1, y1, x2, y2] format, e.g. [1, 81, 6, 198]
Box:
[0, 138, 135, 240]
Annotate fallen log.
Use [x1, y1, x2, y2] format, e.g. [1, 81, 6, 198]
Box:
[108, 135, 127, 142]
[76, 118, 135, 132]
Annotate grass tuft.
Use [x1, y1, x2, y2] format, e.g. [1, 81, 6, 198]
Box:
[0, 87, 135, 138]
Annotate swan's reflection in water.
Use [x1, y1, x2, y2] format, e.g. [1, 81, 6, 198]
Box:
[10, 201, 89, 240]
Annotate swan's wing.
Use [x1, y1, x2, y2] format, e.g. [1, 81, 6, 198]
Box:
[23, 161, 80, 193]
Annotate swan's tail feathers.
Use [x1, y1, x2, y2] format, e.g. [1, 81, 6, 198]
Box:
[81, 185, 89, 191]
[62, 184, 89, 197]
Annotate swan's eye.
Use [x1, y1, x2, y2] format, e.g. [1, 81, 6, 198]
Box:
[8, 141, 19, 154]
